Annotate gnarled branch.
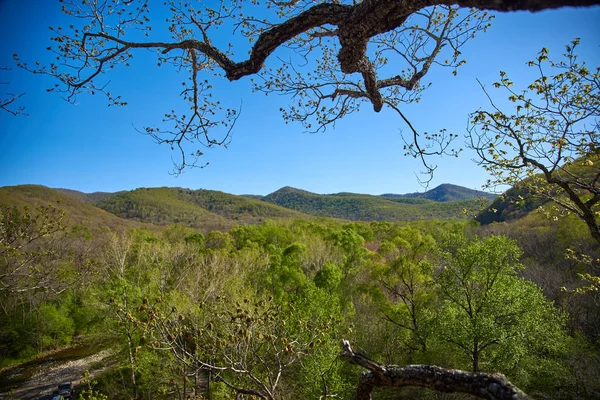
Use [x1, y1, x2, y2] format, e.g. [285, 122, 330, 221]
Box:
[340, 340, 529, 400]
[19, 0, 600, 171]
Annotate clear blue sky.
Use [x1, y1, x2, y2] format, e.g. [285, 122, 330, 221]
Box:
[1, 1, 599, 195]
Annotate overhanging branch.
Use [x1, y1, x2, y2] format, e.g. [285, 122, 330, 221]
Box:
[21, 0, 600, 171]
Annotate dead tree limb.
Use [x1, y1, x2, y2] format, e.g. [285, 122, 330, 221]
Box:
[340, 340, 529, 400]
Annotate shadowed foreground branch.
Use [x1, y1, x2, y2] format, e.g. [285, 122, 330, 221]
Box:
[340, 340, 529, 400]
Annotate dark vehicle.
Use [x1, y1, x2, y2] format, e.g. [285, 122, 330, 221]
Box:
[57, 381, 73, 399]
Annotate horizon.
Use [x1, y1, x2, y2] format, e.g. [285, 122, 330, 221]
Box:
[1, 2, 599, 195]
[1, 181, 494, 198]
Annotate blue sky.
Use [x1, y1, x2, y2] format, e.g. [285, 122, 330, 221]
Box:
[0, 1, 599, 195]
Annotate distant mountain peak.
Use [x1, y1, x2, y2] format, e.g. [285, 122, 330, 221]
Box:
[269, 186, 315, 196]
[381, 184, 497, 202]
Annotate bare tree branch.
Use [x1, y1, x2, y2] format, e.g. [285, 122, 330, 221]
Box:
[0, 67, 27, 116]
[17, 0, 600, 171]
[340, 340, 530, 400]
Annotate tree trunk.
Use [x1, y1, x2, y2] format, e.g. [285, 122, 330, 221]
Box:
[473, 341, 479, 373]
[126, 332, 137, 399]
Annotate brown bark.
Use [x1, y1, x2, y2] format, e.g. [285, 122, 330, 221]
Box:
[340, 340, 529, 400]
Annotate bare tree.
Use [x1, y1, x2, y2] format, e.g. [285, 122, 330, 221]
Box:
[0, 67, 26, 116]
[15, 0, 600, 173]
[140, 295, 330, 400]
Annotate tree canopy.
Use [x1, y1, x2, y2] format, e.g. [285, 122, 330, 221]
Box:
[15, 0, 600, 172]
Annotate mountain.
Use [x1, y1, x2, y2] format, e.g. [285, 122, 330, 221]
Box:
[262, 186, 486, 222]
[2, 184, 496, 232]
[0, 185, 149, 232]
[67, 186, 311, 231]
[381, 183, 498, 202]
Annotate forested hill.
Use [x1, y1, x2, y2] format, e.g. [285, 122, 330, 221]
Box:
[262, 186, 487, 221]
[475, 185, 546, 225]
[475, 157, 598, 225]
[381, 183, 498, 202]
[1, 184, 495, 230]
[62, 187, 312, 231]
[0, 185, 149, 232]
[80, 185, 488, 224]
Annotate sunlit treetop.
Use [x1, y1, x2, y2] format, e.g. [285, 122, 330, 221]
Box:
[469, 39, 600, 243]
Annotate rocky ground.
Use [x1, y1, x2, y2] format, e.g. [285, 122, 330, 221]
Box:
[0, 349, 112, 400]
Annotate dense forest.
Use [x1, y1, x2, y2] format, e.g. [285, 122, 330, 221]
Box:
[1, 183, 599, 399]
[2, 0, 599, 397]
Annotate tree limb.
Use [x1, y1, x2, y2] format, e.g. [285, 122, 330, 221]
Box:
[22, 0, 600, 171]
[340, 340, 529, 400]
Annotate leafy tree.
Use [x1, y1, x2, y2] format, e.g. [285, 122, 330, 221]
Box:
[436, 234, 566, 378]
[17, 0, 599, 172]
[204, 230, 233, 251]
[260, 242, 309, 301]
[162, 223, 195, 244]
[36, 301, 76, 349]
[328, 227, 368, 276]
[469, 40, 600, 244]
[0, 203, 66, 300]
[184, 232, 205, 248]
[314, 261, 343, 291]
[368, 227, 437, 355]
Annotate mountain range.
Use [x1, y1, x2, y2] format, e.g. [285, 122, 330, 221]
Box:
[0, 183, 498, 232]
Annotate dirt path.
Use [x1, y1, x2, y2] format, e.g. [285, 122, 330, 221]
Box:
[0, 349, 112, 400]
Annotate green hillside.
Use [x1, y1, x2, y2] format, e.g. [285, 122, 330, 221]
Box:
[475, 185, 546, 225]
[81, 187, 311, 230]
[476, 157, 599, 225]
[2, 185, 494, 232]
[0, 185, 148, 232]
[262, 186, 486, 222]
[382, 183, 498, 202]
